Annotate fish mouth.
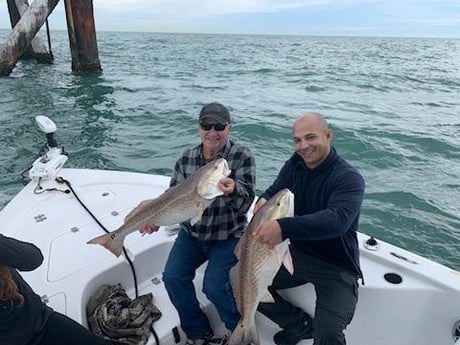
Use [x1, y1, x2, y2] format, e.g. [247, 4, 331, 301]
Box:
[222, 159, 231, 177]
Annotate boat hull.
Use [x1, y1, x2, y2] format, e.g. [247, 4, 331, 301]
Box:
[1, 168, 460, 345]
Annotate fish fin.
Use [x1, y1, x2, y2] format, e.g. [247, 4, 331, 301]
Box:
[190, 214, 200, 226]
[283, 247, 294, 275]
[287, 191, 295, 217]
[200, 182, 224, 199]
[190, 201, 205, 225]
[229, 265, 243, 313]
[270, 246, 284, 270]
[87, 233, 125, 257]
[233, 236, 243, 259]
[260, 290, 275, 303]
[228, 321, 259, 345]
[271, 241, 294, 275]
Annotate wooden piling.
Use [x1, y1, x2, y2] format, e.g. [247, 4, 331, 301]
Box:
[0, 0, 59, 76]
[7, 0, 54, 64]
[6, 0, 21, 26]
[64, 0, 102, 73]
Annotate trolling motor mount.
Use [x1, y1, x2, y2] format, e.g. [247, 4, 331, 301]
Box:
[28, 116, 68, 181]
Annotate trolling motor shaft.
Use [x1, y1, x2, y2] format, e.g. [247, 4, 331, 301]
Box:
[28, 116, 68, 181]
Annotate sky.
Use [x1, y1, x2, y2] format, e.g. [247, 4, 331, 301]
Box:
[0, 0, 459, 38]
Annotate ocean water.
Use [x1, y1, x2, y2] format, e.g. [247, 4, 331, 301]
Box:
[1, 30, 459, 270]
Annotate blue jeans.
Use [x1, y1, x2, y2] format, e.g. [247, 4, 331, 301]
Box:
[162, 229, 240, 340]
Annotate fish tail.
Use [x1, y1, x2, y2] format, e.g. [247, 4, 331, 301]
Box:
[228, 321, 259, 345]
[87, 233, 124, 257]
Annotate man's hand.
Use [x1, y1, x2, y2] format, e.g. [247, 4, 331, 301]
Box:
[218, 177, 235, 195]
[253, 219, 283, 248]
[139, 222, 160, 235]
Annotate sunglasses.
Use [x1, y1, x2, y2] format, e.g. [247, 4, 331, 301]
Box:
[199, 122, 228, 131]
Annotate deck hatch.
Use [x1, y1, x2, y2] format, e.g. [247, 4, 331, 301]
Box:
[383, 272, 403, 284]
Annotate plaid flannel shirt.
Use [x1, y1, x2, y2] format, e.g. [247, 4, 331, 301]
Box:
[170, 139, 256, 241]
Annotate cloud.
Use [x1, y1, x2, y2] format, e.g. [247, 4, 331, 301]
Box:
[90, 0, 460, 27]
[1, 0, 459, 36]
[93, 0, 360, 16]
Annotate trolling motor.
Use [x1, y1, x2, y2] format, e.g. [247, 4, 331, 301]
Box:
[28, 116, 68, 181]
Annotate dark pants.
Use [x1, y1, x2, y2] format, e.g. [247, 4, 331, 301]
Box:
[39, 311, 109, 345]
[258, 247, 359, 345]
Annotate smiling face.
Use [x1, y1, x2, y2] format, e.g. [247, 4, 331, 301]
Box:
[198, 118, 232, 159]
[292, 113, 333, 169]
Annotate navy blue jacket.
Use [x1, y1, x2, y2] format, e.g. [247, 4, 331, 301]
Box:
[261, 147, 365, 278]
[0, 234, 52, 345]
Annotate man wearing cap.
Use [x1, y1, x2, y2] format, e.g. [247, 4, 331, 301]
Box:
[254, 112, 364, 345]
[139, 102, 256, 344]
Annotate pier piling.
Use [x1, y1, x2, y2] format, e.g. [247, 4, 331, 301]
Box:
[64, 0, 101, 73]
[7, 0, 54, 63]
[1, 0, 102, 76]
[0, 0, 59, 75]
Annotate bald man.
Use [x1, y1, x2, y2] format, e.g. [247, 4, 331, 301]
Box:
[254, 112, 365, 345]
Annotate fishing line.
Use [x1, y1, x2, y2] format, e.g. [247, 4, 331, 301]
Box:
[55, 177, 161, 344]
[55, 177, 140, 298]
[26, 173, 161, 344]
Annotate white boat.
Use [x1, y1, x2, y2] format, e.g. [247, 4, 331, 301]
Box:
[2, 117, 460, 345]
